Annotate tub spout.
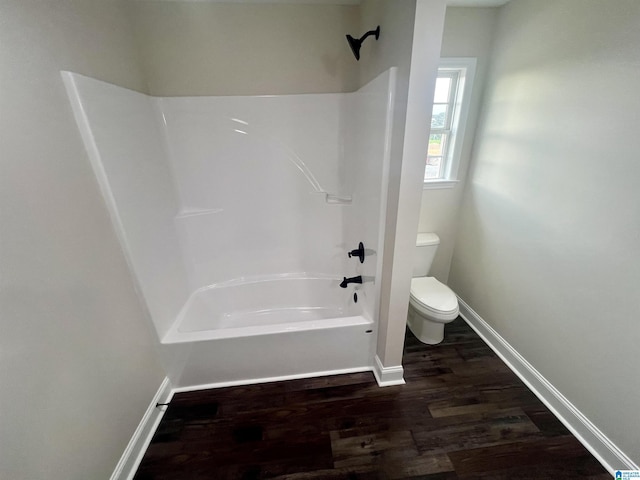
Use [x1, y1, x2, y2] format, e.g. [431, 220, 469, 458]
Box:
[340, 275, 363, 288]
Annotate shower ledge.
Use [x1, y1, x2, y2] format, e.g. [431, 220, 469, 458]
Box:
[324, 193, 352, 205]
[173, 193, 351, 218]
[175, 208, 224, 220]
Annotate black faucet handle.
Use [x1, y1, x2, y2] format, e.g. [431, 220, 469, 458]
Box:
[348, 242, 365, 263]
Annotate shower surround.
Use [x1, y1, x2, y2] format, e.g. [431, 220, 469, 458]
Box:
[63, 69, 395, 389]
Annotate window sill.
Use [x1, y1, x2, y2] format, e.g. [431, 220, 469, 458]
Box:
[423, 179, 459, 190]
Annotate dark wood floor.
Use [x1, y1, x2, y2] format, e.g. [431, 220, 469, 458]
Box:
[134, 318, 611, 479]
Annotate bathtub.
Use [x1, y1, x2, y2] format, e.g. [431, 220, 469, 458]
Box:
[65, 69, 395, 391]
[160, 275, 376, 389]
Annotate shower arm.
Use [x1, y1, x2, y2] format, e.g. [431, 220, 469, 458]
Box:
[358, 29, 379, 43]
[346, 25, 380, 61]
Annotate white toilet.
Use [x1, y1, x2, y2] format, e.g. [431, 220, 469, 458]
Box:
[407, 233, 459, 345]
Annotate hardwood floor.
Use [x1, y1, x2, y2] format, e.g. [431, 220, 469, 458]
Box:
[134, 318, 611, 479]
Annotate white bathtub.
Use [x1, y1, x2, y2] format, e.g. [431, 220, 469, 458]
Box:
[162, 275, 370, 343]
[160, 275, 376, 388]
[66, 70, 394, 390]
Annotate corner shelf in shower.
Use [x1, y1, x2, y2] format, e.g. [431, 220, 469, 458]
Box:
[175, 208, 224, 220]
[324, 193, 352, 205]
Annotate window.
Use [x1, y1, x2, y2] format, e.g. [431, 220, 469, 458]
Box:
[424, 58, 476, 188]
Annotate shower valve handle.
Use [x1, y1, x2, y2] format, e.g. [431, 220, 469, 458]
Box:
[348, 242, 365, 263]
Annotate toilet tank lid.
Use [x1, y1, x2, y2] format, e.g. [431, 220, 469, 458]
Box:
[416, 233, 440, 247]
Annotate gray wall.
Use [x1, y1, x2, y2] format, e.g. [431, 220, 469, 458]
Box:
[450, 0, 640, 462]
[131, 1, 359, 95]
[0, 1, 165, 478]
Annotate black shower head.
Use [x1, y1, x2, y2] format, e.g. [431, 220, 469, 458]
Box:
[346, 25, 380, 61]
[346, 34, 362, 61]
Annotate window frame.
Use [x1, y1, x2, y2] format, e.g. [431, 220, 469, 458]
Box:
[424, 57, 477, 189]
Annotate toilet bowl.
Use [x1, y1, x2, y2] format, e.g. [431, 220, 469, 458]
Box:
[407, 233, 459, 345]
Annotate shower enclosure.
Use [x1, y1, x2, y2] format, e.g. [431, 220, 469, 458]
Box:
[63, 68, 396, 389]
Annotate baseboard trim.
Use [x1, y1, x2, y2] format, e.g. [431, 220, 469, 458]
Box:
[457, 297, 638, 475]
[171, 366, 373, 394]
[372, 355, 405, 386]
[110, 377, 173, 480]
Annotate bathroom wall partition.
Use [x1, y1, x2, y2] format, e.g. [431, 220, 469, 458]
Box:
[63, 69, 396, 389]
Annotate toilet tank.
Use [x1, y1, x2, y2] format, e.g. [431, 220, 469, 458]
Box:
[413, 233, 440, 277]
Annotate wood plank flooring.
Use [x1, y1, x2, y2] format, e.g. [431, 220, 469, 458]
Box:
[134, 318, 611, 479]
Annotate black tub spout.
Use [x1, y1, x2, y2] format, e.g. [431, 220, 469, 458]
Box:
[340, 275, 363, 288]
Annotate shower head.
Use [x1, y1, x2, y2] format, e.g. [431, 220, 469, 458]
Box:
[346, 34, 362, 61]
[346, 25, 380, 61]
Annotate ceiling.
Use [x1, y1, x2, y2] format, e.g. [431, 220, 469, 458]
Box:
[133, 0, 511, 5]
[446, 0, 510, 6]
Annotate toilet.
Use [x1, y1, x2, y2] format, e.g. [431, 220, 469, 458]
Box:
[407, 233, 459, 344]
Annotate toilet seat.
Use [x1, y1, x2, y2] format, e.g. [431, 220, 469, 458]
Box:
[410, 277, 459, 320]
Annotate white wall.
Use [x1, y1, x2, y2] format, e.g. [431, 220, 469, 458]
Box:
[131, 1, 359, 95]
[66, 75, 351, 336]
[0, 1, 165, 479]
[342, 68, 396, 324]
[359, 0, 447, 368]
[159, 93, 349, 290]
[63, 73, 191, 340]
[450, 0, 640, 464]
[65, 69, 396, 343]
[418, 7, 498, 281]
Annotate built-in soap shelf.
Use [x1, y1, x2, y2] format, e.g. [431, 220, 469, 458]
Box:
[174, 192, 350, 221]
[325, 193, 352, 205]
[175, 208, 224, 220]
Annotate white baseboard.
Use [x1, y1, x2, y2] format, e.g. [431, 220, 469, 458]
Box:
[457, 297, 638, 475]
[110, 377, 173, 480]
[372, 355, 405, 386]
